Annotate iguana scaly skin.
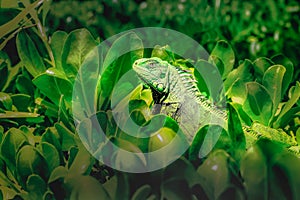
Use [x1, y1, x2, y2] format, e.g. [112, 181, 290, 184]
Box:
[132, 57, 298, 149]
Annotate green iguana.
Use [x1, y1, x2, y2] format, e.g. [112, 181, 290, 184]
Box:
[132, 57, 298, 151]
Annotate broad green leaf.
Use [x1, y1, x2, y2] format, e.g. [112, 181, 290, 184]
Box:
[242, 82, 273, 126]
[33, 67, 73, 107]
[194, 59, 224, 101]
[274, 82, 300, 128]
[16, 145, 49, 187]
[68, 147, 94, 176]
[48, 166, 68, 183]
[11, 94, 31, 112]
[197, 150, 237, 199]
[262, 65, 285, 116]
[39, 142, 60, 172]
[16, 31, 46, 77]
[15, 75, 34, 96]
[99, 32, 143, 107]
[272, 152, 300, 199]
[161, 179, 192, 200]
[209, 40, 235, 79]
[252, 57, 274, 78]
[68, 175, 110, 200]
[50, 31, 68, 70]
[163, 157, 200, 187]
[0, 92, 12, 110]
[104, 173, 130, 200]
[224, 59, 253, 104]
[189, 125, 229, 160]
[271, 54, 294, 97]
[240, 144, 267, 199]
[61, 28, 98, 81]
[0, 128, 28, 172]
[26, 174, 47, 199]
[54, 122, 75, 151]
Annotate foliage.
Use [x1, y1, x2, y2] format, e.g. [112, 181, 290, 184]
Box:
[0, 0, 300, 199]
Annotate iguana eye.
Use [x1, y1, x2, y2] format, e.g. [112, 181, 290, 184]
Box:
[157, 83, 164, 92]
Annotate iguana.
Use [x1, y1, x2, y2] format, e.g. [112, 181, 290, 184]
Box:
[132, 57, 298, 151]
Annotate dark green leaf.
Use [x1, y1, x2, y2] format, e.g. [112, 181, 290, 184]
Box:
[197, 150, 236, 199]
[33, 67, 73, 107]
[99, 32, 143, 108]
[68, 175, 110, 200]
[242, 82, 273, 125]
[224, 60, 253, 104]
[11, 94, 31, 112]
[209, 40, 235, 79]
[39, 142, 60, 172]
[61, 28, 98, 81]
[26, 174, 47, 199]
[16, 145, 49, 187]
[16, 31, 46, 77]
[253, 57, 274, 78]
[271, 54, 294, 97]
[0, 128, 28, 172]
[262, 65, 285, 116]
[15, 75, 34, 96]
[0, 92, 12, 110]
[50, 31, 68, 70]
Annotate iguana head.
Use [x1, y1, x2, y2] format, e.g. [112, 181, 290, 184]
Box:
[133, 57, 170, 93]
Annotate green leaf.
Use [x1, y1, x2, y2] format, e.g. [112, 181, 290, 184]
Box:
[68, 175, 110, 200]
[197, 150, 237, 199]
[131, 184, 152, 200]
[26, 174, 47, 199]
[16, 145, 49, 187]
[242, 82, 273, 126]
[189, 125, 229, 160]
[99, 32, 143, 108]
[252, 57, 274, 78]
[274, 82, 300, 128]
[39, 142, 60, 172]
[271, 54, 294, 97]
[272, 153, 300, 199]
[262, 65, 285, 116]
[33, 67, 73, 107]
[15, 75, 34, 96]
[0, 128, 28, 172]
[68, 147, 94, 176]
[224, 59, 253, 104]
[11, 94, 31, 112]
[50, 31, 68, 70]
[48, 166, 68, 184]
[61, 28, 98, 81]
[16, 30, 46, 77]
[209, 40, 235, 79]
[54, 122, 75, 151]
[161, 179, 192, 200]
[0, 92, 12, 110]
